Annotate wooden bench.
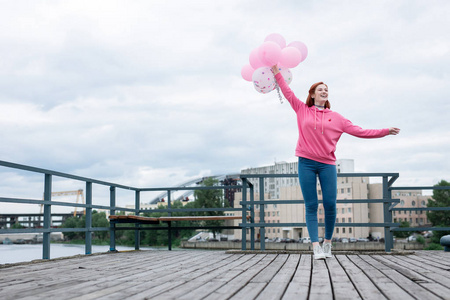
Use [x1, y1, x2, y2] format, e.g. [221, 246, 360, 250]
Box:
[109, 215, 159, 224]
[109, 215, 244, 223]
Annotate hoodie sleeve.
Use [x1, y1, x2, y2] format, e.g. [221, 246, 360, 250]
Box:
[274, 72, 304, 112]
[342, 118, 390, 138]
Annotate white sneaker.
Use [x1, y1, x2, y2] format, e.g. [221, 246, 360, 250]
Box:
[323, 243, 332, 258]
[313, 245, 326, 260]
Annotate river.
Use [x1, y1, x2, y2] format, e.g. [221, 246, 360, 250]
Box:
[0, 244, 159, 264]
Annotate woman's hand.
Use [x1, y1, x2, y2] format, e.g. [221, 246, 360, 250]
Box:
[271, 65, 280, 75]
[389, 127, 400, 135]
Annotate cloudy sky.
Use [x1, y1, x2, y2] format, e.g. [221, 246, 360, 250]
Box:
[1, 0, 449, 213]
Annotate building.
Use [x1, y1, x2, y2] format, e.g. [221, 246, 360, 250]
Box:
[235, 159, 372, 240]
[234, 160, 434, 241]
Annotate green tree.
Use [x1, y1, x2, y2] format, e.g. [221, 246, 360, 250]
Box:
[61, 216, 83, 240]
[427, 180, 450, 243]
[194, 177, 228, 239]
[394, 221, 411, 238]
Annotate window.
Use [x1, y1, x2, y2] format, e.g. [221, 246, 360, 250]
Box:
[336, 219, 339, 223]
[341, 188, 344, 193]
[342, 218, 345, 223]
[336, 228, 339, 233]
[273, 204, 277, 209]
[421, 200, 426, 206]
[394, 218, 397, 222]
[349, 228, 352, 233]
[400, 200, 405, 206]
[342, 208, 345, 214]
[277, 211, 280, 216]
[412, 201, 416, 206]
[347, 188, 351, 193]
[343, 228, 346, 233]
[272, 211, 275, 216]
[256, 204, 260, 210]
[319, 209, 323, 214]
[348, 217, 352, 223]
[348, 208, 351, 213]
[278, 229, 280, 233]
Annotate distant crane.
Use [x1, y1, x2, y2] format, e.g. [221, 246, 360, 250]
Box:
[39, 189, 85, 216]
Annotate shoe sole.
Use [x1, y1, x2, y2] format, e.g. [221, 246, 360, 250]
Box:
[313, 255, 326, 260]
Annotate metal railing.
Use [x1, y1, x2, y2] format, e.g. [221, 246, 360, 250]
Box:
[239, 173, 450, 252]
[0, 160, 244, 258]
[1, 160, 449, 260]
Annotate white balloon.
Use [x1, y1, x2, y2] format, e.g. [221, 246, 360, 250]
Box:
[279, 67, 293, 85]
[252, 67, 276, 94]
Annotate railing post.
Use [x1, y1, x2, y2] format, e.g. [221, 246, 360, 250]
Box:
[250, 184, 255, 250]
[259, 177, 265, 251]
[135, 190, 140, 250]
[167, 190, 172, 251]
[241, 178, 247, 250]
[109, 186, 117, 252]
[383, 176, 394, 252]
[85, 182, 92, 255]
[43, 174, 52, 259]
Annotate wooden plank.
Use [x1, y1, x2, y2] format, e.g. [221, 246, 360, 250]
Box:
[359, 255, 441, 300]
[309, 259, 332, 300]
[415, 251, 450, 267]
[109, 215, 159, 223]
[255, 254, 299, 300]
[408, 252, 450, 271]
[336, 255, 387, 300]
[326, 256, 361, 300]
[347, 255, 414, 300]
[374, 255, 450, 298]
[282, 254, 311, 300]
[393, 254, 450, 279]
[159, 215, 242, 221]
[203, 255, 271, 300]
[228, 282, 268, 299]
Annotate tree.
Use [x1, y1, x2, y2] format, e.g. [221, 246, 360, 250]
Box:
[426, 180, 450, 243]
[194, 177, 228, 239]
[394, 221, 411, 238]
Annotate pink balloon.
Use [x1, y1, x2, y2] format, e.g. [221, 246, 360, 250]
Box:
[287, 41, 308, 62]
[279, 47, 302, 68]
[258, 41, 282, 67]
[249, 47, 265, 69]
[241, 64, 255, 82]
[264, 33, 286, 49]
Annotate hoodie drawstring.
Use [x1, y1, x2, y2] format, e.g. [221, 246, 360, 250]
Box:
[314, 108, 324, 134]
[321, 112, 324, 134]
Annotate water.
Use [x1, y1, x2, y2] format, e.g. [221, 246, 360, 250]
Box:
[0, 244, 158, 264]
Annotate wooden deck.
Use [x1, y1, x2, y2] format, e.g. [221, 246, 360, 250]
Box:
[1, 250, 449, 299]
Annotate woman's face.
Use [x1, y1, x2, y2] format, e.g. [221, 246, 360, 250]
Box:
[313, 84, 328, 103]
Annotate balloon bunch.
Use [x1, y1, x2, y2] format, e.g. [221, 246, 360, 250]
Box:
[241, 33, 308, 96]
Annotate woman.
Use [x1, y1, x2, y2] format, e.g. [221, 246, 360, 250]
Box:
[271, 65, 400, 260]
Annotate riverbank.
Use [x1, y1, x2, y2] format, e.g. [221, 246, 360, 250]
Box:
[0, 243, 160, 265]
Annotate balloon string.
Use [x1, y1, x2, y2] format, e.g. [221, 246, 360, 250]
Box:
[275, 82, 283, 104]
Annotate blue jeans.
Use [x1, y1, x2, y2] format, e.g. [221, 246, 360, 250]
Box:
[298, 157, 337, 242]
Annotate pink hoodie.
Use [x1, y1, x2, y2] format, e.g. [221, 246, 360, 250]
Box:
[275, 73, 389, 165]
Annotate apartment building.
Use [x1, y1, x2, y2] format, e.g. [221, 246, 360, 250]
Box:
[235, 159, 372, 240]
